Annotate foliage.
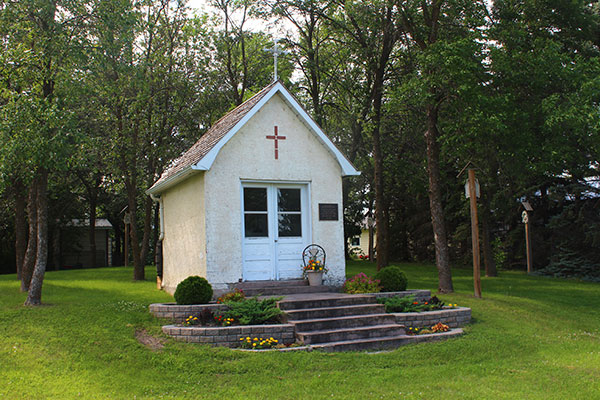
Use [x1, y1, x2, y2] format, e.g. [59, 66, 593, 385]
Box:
[223, 297, 283, 325]
[431, 322, 449, 333]
[217, 288, 246, 304]
[213, 314, 235, 326]
[302, 258, 328, 278]
[199, 307, 216, 325]
[375, 266, 408, 292]
[173, 276, 213, 305]
[342, 273, 381, 294]
[238, 336, 279, 350]
[183, 315, 200, 326]
[377, 295, 446, 313]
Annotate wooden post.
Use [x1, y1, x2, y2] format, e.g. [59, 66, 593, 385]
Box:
[468, 169, 482, 298]
[524, 212, 533, 273]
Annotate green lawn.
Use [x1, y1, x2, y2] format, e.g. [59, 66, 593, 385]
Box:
[1, 262, 599, 399]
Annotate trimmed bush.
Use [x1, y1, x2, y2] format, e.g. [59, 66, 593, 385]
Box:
[174, 276, 213, 305]
[376, 266, 408, 292]
[342, 273, 381, 294]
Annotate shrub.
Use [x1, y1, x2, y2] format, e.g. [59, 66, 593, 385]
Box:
[174, 276, 213, 305]
[377, 295, 421, 313]
[199, 308, 215, 325]
[377, 295, 445, 313]
[342, 273, 381, 294]
[223, 297, 283, 325]
[375, 266, 408, 292]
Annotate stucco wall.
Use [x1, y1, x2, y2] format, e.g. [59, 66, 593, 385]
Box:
[204, 93, 346, 288]
[161, 173, 206, 294]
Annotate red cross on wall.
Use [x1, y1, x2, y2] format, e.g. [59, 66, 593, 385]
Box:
[266, 126, 286, 160]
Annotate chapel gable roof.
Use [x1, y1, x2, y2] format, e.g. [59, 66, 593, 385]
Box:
[150, 81, 277, 191]
[147, 80, 359, 195]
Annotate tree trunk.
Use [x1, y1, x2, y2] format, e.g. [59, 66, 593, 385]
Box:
[21, 183, 38, 292]
[14, 181, 27, 280]
[372, 77, 390, 271]
[424, 104, 453, 293]
[25, 169, 49, 306]
[126, 178, 145, 280]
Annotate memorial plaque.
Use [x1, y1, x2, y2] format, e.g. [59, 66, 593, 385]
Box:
[319, 203, 339, 221]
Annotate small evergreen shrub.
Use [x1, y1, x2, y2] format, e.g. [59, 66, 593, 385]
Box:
[375, 266, 408, 292]
[223, 297, 283, 325]
[342, 273, 381, 294]
[174, 276, 213, 305]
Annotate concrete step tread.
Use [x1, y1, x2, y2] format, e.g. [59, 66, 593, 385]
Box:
[278, 295, 377, 310]
[290, 313, 394, 326]
[296, 323, 404, 336]
[285, 303, 384, 315]
[309, 329, 464, 351]
[309, 334, 411, 350]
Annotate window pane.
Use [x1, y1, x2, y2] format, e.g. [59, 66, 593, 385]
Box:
[278, 213, 302, 237]
[245, 214, 268, 237]
[244, 188, 267, 211]
[278, 189, 301, 212]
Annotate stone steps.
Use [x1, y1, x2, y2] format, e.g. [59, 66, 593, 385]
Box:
[241, 285, 333, 297]
[281, 294, 409, 351]
[310, 335, 413, 352]
[285, 303, 386, 320]
[296, 324, 405, 344]
[291, 313, 397, 332]
[278, 295, 376, 311]
[233, 280, 335, 297]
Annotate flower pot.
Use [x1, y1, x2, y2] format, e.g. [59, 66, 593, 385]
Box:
[307, 271, 324, 286]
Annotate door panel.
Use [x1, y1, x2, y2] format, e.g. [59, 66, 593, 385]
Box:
[242, 184, 309, 281]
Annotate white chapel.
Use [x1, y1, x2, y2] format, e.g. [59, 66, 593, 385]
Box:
[147, 80, 360, 294]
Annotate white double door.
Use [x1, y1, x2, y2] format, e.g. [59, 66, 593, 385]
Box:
[242, 183, 310, 281]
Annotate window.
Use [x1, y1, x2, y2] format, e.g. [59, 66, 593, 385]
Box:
[244, 188, 268, 237]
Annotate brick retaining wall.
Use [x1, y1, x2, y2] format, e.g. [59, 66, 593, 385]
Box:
[392, 306, 471, 328]
[373, 289, 431, 302]
[162, 324, 296, 347]
[149, 303, 227, 323]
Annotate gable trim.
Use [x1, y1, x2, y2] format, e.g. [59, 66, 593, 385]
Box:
[193, 82, 360, 176]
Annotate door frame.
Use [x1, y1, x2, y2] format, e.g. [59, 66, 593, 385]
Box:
[240, 180, 312, 281]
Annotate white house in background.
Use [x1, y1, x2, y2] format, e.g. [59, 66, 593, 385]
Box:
[147, 81, 360, 294]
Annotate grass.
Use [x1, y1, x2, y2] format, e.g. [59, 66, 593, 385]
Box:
[1, 262, 599, 399]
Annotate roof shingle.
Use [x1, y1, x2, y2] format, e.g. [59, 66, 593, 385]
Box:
[149, 81, 278, 192]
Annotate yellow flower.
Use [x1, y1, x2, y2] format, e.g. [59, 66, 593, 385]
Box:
[252, 343, 256, 347]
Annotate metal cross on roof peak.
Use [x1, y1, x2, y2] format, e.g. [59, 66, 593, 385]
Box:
[264, 40, 287, 82]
